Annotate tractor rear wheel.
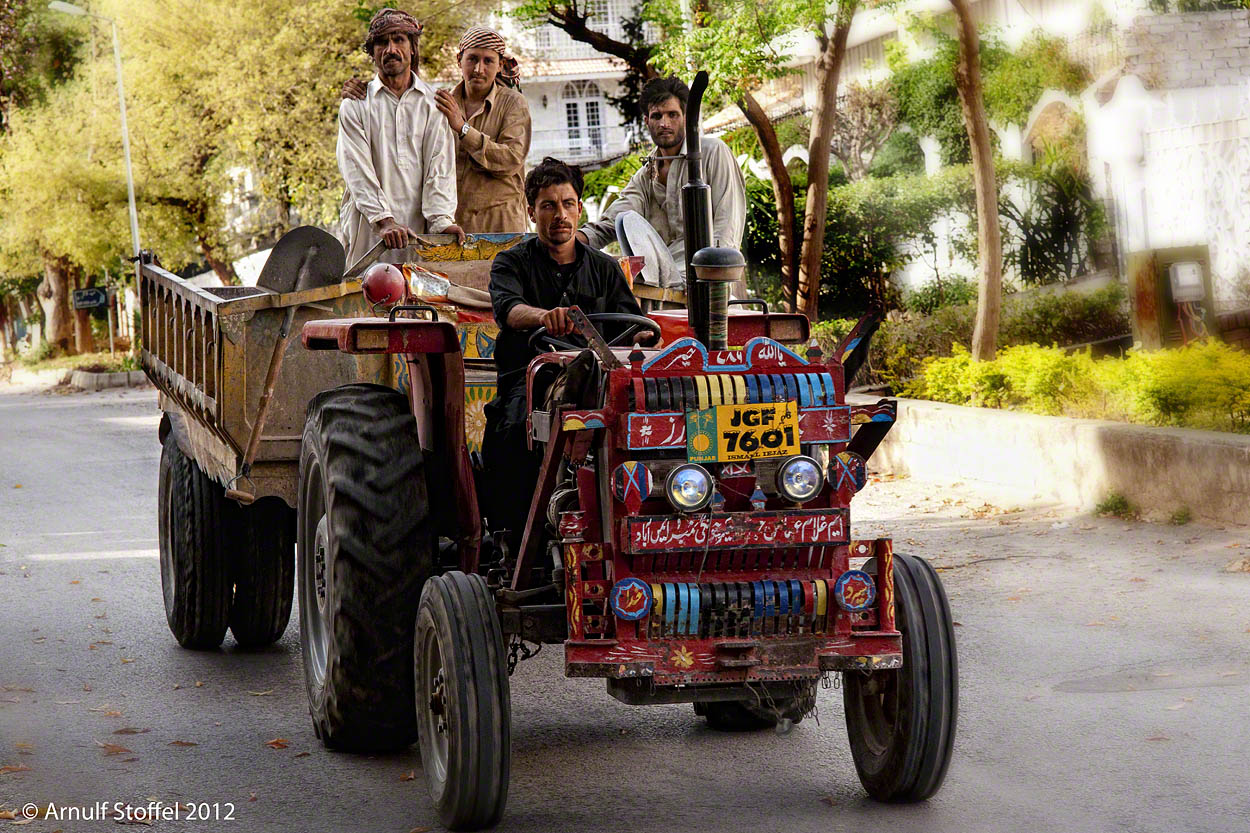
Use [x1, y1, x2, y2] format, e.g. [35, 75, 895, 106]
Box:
[843, 553, 957, 802]
[297, 384, 434, 752]
[696, 683, 817, 731]
[415, 571, 511, 831]
[158, 433, 231, 649]
[226, 497, 295, 648]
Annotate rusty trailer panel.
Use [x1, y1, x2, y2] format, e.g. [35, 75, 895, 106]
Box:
[139, 262, 402, 508]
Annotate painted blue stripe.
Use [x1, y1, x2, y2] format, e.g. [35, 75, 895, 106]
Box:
[777, 580, 789, 622]
[688, 583, 700, 636]
[784, 374, 800, 403]
[752, 581, 765, 620]
[759, 375, 773, 404]
[796, 373, 813, 408]
[765, 375, 785, 402]
[841, 336, 861, 362]
[807, 373, 826, 406]
[677, 582, 690, 636]
[789, 580, 803, 616]
[745, 374, 760, 404]
[820, 373, 837, 405]
[664, 583, 677, 633]
[762, 581, 775, 618]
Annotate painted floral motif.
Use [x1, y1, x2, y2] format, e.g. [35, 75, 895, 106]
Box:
[670, 645, 695, 669]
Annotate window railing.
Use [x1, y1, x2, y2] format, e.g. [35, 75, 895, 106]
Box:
[528, 125, 638, 165]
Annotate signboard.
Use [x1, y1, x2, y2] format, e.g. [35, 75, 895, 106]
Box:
[72, 288, 109, 310]
[686, 401, 799, 463]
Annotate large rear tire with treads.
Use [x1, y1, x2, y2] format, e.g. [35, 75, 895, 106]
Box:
[227, 497, 295, 648]
[158, 433, 231, 649]
[843, 552, 957, 802]
[297, 384, 434, 752]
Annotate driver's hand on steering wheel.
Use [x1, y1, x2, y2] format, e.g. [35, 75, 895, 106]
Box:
[540, 306, 574, 337]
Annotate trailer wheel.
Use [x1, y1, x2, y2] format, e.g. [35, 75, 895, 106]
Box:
[843, 553, 957, 802]
[158, 433, 231, 649]
[298, 384, 434, 752]
[227, 498, 295, 648]
[697, 683, 817, 731]
[415, 571, 510, 831]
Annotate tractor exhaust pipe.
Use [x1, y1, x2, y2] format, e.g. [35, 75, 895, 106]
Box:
[681, 70, 713, 345]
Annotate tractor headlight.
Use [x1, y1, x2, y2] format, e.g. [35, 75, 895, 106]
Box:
[665, 464, 713, 512]
[775, 455, 824, 503]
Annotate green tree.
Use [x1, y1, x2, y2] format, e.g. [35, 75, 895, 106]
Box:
[651, 0, 862, 320]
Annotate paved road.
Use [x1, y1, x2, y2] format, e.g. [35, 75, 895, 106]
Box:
[1, 382, 1248, 833]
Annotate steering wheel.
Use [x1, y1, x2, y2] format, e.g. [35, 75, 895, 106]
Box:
[528, 312, 662, 354]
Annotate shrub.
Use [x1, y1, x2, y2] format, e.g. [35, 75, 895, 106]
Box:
[1096, 492, 1138, 520]
[911, 340, 1250, 434]
[904, 275, 977, 315]
[582, 153, 644, 203]
[1169, 507, 1192, 526]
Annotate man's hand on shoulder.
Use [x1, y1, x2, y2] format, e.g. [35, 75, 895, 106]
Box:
[341, 77, 367, 101]
[376, 217, 413, 249]
[434, 89, 466, 133]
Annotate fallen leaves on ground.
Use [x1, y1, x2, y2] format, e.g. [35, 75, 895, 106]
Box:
[168, 740, 198, 747]
[113, 728, 149, 735]
[194, 681, 204, 688]
[1145, 734, 1170, 742]
[1223, 557, 1250, 573]
[819, 797, 838, 807]
[246, 689, 274, 696]
[0, 764, 32, 774]
[248, 793, 257, 802]
[1085, 621, 1107, 627]
[0, 809, 15, 819]
[14, 743, 33, 754]
[400, 770, 415, 781]
[293, 751, 310, 758]
[95, 741, 132, 756]
[264, 738, 288, 749]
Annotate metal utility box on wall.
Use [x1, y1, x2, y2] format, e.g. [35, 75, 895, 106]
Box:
[1125, 245, 1217, 349]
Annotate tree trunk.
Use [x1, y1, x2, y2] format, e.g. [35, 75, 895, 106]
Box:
[200, 238, 239, 286]
[738, 92, 798, 311]
[0, 298, 10, 357]
[72, 269, 96, 354]
[37, 253, 76, 355]
[796, 1, 856, 322]
[951, 0, 1002, 361]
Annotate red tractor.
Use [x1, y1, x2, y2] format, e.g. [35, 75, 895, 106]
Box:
[294, 73, 956, 831]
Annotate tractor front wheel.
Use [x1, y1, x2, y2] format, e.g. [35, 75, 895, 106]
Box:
[843, 553, 957, 802]
[297, 384, 434, 752]
[415, 571, 510, 831]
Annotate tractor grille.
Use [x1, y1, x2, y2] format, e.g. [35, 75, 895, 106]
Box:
[647, 579, 839, 640]
[636, 372, 837, 412]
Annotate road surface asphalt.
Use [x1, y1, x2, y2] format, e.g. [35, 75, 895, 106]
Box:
[1, 380, 1248, 832]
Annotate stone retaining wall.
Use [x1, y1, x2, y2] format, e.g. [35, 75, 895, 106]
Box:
[851, 395, 1250, 525]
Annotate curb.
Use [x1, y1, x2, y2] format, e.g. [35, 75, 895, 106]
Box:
[849, 393, 1250, 526]
[69, 369, 148, 391]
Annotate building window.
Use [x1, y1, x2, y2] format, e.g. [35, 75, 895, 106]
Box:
[563, 81, 605, 154]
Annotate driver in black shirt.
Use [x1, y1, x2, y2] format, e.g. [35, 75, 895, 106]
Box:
[484, 157, 651, 550]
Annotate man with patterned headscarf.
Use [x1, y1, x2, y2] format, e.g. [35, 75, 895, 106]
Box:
[343, 25, 531, 233]
[336, 8, 465, 265]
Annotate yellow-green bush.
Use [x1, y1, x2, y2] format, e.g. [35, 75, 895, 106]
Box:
[912, 341, 1250, 433]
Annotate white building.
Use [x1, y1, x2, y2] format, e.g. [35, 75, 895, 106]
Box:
[494, 1, 648, 167]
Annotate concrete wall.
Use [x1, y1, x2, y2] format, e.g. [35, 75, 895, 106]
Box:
[1125, 10, 1250, 90]
[852, 394, 1250, 525]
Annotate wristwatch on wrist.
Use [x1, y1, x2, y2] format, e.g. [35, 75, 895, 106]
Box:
[459, 122, 471, 138]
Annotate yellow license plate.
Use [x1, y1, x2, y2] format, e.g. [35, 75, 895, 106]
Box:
[686, 402, 800, 463]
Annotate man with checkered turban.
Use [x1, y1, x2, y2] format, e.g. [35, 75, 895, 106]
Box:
[336, 8, 465, 265]
[343, 25, 531, 233]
